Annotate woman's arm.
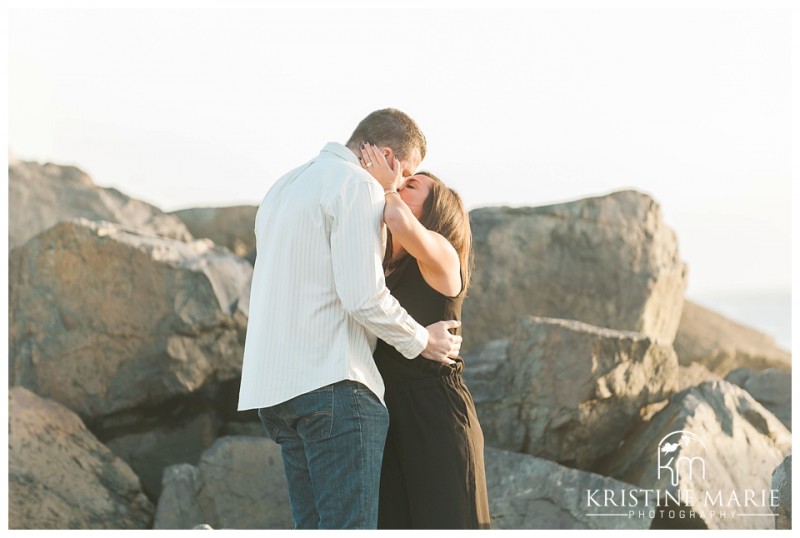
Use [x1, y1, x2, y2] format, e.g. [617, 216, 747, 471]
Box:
[384, 192, 461, 296]
[361, 144, 461, 297]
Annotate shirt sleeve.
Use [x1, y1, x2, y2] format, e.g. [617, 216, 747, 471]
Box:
[326, 176, 428, 359]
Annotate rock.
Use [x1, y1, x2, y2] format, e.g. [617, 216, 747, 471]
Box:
[154, 436, 291, 529]
[222, 420, 265, 438]
[461, 338, 510, 407]
[8, 158, 192, 249]
[9, 218, 252, 419]
[8, 387, 153, 529]
[463, 190, 687, 351]
[464, 316, 679, 470]
[677, 363, 721, 392]
[725, 368, 791, 431]
[485, 446, 656, 529]
[598, 380, 790, 530]
[155, 464, 206, 529]
[92, 378, 258, 499]
[171, 206, 258, 263]
[771, 456, 791, 529]
[98, 396, 220, 500]
[674, 300, 790, 375]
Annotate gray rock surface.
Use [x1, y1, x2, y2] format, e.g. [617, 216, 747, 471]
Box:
[677, 362, 721, 392]
[463, 190, 687, 351]
[461, 338, 510, 409]
[725, 368, 791, 430]
[771, 455, 791, 529]
[154, 436, 291, 529]
[599, 380, 791, 530]
[464, 316, 679, 470]
[674, 300, 790, 375]
[9, 218, 252, 419]
[8, 158, 192, 249]
[101, 398, 219, 499]
[485, 446, 655, 529]
[8, 387, 153, 529]
[171, 205, 258, 262]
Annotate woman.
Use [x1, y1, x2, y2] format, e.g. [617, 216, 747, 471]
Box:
[360, 143, 491, 529]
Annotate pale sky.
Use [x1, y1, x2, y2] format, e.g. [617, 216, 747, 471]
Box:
[7, 5, 792, 297]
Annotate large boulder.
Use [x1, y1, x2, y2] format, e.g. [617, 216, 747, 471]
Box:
[8, 387, 154, 529]
[771, 456, 791, 529]
[9, 218, 252, 419]
[461, 338, 510, 412]
[463, 190, 687, 351]
[154, 436, 291, 529]
[677, 363, 721, 392]
[170, 205, 258, 263]
[598, 380, 791, 530]
[8, 158, 192, 249]
[462, 316, 679, 470]
[674, 300, 790, 375]
[98, 396, 220, 500]
[725, 368, 791, 430]
[485, 446, 655, 529]
[95, 378, 256, 499]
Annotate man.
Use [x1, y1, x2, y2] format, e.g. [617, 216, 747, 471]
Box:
[238, 109, 462, 529]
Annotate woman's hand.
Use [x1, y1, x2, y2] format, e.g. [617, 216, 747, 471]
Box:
[360, 143, 402, 192]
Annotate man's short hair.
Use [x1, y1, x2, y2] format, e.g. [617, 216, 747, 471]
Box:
[346, 108, 427, 161]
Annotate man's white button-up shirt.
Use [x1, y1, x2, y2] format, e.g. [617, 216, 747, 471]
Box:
[238, 142, 428, 410]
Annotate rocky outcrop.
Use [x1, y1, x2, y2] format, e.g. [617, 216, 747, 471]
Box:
[8, 218, 252, 419]
[677, 363, 721, 392]
[92, 378, 256, 500]
[154, 436, 291, 529]
[598, 381, 791, 530]
[771, 456, 791, 529]
[485, 446, 655, 529]
[725, 368, 791, 431]
[7, 157, 789, 532]
[99, 396, 220, 500]
[463, 190, 687, 351]
[8, 158, 192, 249]
[461, 338, 510, 409]
[674, 300, 790, 375]
[171, 206, 258, 263]
[463, 316, 679, 470]
[8, 387, 154, 529]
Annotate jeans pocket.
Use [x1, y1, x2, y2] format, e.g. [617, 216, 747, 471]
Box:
[297, 411, 334, 441]
[295, 385, 334, 441]
[257, 407, 282, 442]
[349, 382, 388, 420]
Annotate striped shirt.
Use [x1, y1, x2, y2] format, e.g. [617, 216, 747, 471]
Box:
[237, 142, 428, 410]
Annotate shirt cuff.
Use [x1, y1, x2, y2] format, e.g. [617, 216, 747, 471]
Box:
[397, 321, 428, 359]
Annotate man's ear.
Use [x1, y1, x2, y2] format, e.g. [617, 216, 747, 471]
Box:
[380, 147, 393, 161]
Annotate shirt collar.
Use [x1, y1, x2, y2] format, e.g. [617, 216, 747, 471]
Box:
[320, 142, 360, 165]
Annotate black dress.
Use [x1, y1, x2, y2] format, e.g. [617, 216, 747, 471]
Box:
[374, 255, 491, 529]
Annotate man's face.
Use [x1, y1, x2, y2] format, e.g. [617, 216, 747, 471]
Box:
[397, 146, 423, 179]
[380, 146, 422, 180]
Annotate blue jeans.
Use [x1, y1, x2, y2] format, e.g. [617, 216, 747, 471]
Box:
[258, 380, 390, 529]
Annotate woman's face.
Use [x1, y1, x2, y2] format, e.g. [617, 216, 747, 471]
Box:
[399, 174, 434, 220]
